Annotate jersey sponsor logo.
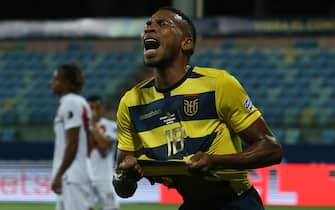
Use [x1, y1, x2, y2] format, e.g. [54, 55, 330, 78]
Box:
[183, 97, 199, 117]
[139, 109, 162, 120]
[244, 97, 253, 112]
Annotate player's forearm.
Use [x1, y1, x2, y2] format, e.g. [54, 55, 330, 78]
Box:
[92, 127, 113, 149]
[212, 135, 282, 169]
[56, 141, 78, 177]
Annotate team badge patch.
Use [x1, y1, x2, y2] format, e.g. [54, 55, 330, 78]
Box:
[67, 111, 73, 119]
[244, 97, 253, 112]
[183, 95, 199, 117]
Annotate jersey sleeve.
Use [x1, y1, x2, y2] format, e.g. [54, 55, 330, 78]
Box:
[216, 72, 261, 133]
[104, 120, 117, 141]
[117, 94, 142, 151]
[60, 98, 83, 130]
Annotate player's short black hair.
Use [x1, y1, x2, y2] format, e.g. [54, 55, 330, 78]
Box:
[158, 6, 197, 55]
[58, 63, 84, 94]
[87, 95, 102, 103]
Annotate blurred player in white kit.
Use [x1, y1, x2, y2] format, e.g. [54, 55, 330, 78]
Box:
[50, 64, 95, 210]
[87, 95, 120, 210]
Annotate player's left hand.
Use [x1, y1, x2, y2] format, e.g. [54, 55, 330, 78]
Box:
[51, 175, 62, 194]
[186, 151, 214, 174]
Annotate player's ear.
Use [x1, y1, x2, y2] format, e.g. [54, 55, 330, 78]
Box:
[181, 36, 193, 52]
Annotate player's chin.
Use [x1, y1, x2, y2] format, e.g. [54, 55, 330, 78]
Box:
[144, 59, 161, 67]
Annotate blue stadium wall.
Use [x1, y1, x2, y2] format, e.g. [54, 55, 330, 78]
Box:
[0, 17, 334, 164]
[0, 142, 333, 163]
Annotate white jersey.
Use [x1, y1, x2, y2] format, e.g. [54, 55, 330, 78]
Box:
[87, 118, 117, 181]
[52, 93, 92, 183]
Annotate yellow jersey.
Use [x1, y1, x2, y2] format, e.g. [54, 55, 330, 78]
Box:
[117, 66, 262, 194]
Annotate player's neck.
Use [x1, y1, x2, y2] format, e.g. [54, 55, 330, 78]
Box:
[59, 90, 73, 97]
[154, 64, 189, 89]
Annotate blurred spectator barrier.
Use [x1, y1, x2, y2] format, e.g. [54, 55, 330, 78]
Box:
[0, 161, 334, 206]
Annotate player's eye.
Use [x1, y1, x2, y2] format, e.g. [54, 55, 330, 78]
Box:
[145, 20, 152, 26]
[157, 19, 169, 26]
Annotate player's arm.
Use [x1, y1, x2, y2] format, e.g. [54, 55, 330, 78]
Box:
[112, 150, 143, 198]
[92, 124, 114, 157]
[187, 117, 282, 171]
[235, 116, 282, 168]
[52, 127, 80, 193]
[114, 93, 144, 197]
[187, 72, 282, 171]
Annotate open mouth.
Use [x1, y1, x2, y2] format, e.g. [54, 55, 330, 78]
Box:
[144, 38, 160, 50]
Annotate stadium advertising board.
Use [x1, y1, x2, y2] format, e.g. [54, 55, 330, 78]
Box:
[0, 161, 158, 203]
[0, 162, 334, 206]
[160, 164, 335, 206]
[1, 18, 335, 39]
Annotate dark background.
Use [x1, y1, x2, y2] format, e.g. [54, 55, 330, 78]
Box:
[1, 0, 335, 20]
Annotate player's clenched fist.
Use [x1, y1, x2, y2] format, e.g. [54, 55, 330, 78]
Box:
[186, 151, 215, 173]
[113, 155, 143, 198]
[118, 155, 144, 181]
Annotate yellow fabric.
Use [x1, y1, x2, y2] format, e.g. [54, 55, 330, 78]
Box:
[117, 66, 261, 193]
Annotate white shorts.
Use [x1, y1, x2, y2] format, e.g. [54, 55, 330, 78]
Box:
[55, 195, 64, 210]
[62, 181, 95, 210]
[92, 180, 120, 210]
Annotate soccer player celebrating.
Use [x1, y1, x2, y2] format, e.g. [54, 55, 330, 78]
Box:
[50, 64, 95, 210]
[113, 7, 283, 210]
[87, 95, 120, 210]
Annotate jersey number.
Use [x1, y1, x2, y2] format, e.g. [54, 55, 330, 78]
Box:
[166, 127, 185, 157]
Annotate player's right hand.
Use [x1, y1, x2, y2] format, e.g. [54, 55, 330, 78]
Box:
[117, 155, 143, 182]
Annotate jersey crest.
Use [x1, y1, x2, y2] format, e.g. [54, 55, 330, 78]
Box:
[183, 95, 199, 117]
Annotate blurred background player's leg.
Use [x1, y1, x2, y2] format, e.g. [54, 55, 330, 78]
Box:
[55, 195, 64, 210]
[94, 180, 120, 210]
[62, 182, 96, 210]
